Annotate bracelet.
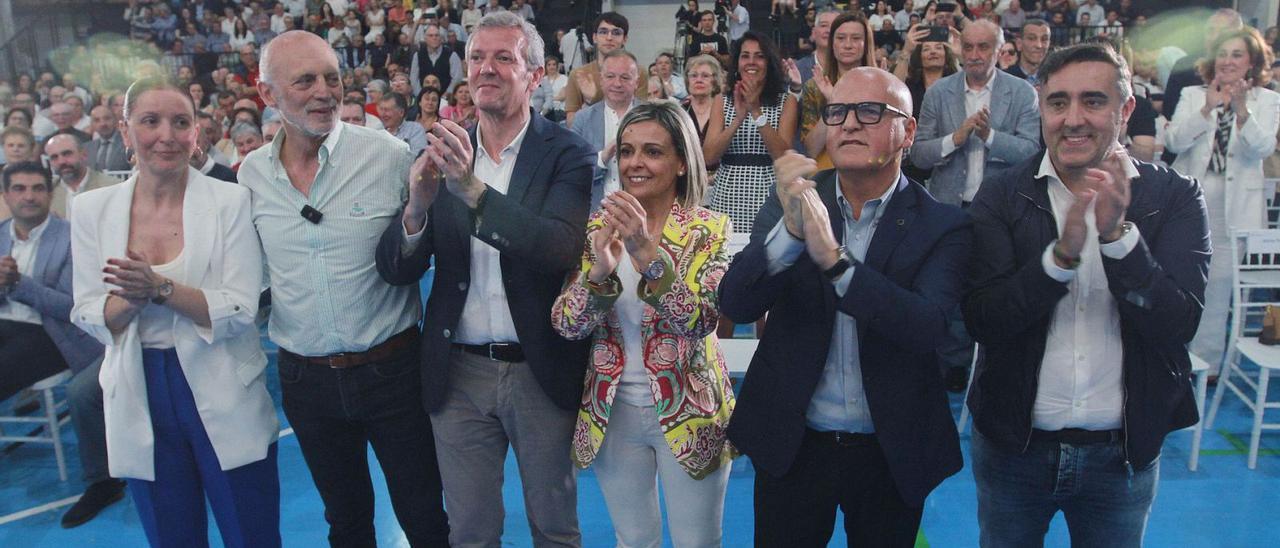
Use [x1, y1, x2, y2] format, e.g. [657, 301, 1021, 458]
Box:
[1052, 244, 1082, 270]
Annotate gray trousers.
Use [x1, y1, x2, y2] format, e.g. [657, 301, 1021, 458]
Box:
[67, 357, 109, 484]
[431, 348, 580, 548]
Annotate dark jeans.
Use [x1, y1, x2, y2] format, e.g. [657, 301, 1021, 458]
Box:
[67, 357, 109, 484]
[0, 319, 67, 402]
[972, 429, 1159, 548]
[279, 341, 449, 548]
[753, 429, 922, 547]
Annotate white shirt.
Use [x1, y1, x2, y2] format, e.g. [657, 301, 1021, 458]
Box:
[405, 118, 533, 345]
[270, 14, 288, 34]
[599, 104, 626, 196]
[615, 249, 652, 406]
[0, 217, 51, 325]
[728, 5, 749, 41]
[939, 72, 996, 202]
[137, 251, 185, 349]
[1035, 153, 1142, 431]
[1077, 3, 1105, 26]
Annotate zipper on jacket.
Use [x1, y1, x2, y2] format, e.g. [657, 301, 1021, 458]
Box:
[1018, 191, 1054, 454]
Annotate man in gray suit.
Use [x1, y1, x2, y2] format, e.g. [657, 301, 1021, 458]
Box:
[910, 19, 1041, 207]
[0, 162, 117, 528]
[84, 105, 130, 172]
[44, 133, 121, 219]
[909, 19, 1041, 389]
[570, 48, 641, 209]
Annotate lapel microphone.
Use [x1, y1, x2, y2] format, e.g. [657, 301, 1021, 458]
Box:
[300, 205, 323, 224]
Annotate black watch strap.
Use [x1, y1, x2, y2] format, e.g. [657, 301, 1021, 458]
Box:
[823, 247, 853, 281]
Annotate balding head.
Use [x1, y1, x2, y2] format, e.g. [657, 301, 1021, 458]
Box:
[90, 105, 116, 138]
[825, 67, 916, 175]
[258, 30, 343, 138]
[259, 30, 338, 86]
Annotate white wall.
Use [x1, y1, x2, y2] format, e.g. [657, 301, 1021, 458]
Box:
[1236, 0, 1279, 29]
[616, 0, 684, 71]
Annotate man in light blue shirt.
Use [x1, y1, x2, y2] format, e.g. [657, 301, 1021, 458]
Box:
[238, 30, 449, 546]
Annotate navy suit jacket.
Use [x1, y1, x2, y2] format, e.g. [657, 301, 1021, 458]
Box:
[0, 217, 103, 373]
[376, 111, 594, 412]
[720, 170, 971, 506]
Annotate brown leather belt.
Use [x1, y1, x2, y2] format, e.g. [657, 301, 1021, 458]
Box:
[279, 328, 418, 369]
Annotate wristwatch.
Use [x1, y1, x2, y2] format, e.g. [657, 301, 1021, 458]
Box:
[1100, 221, 1134, 244]
[640, 258, 666, 281]
[822, 246, 854, 282]
[152, 278, 174, 305]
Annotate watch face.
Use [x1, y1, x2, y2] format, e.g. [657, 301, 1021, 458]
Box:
[644, 260, 665, 280]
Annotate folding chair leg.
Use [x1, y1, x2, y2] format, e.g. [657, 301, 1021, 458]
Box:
[956, 343, 980, 433]
[1249, 369, 1271, 470]
[1206, 358, 1235, 430]
[1190, 370, 1211, 471]
[42, 388, 67, 482]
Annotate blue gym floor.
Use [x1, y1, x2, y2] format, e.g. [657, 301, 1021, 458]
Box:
[2, 279, 1279, 546]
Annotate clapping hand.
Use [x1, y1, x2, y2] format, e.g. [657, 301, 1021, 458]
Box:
[1087, 146, 1133, 242]
[403, 146, 442, 234]
[773, 151, 818, 239]
[0, 256, 18, 289]
[599, 191, 659, 274]
[103, 250, 164, 304]
[425, 119, 484, 209]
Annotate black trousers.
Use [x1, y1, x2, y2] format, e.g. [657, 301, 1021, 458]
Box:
[753, 429, 923, 548]
[0, 319, 68, 402]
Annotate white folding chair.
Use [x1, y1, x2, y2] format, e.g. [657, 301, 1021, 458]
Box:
[1204, 229, 1280, 469]
[719, 338, 759, 380]
[0, 371, 73, 481]
[1188, 353, 1212, 471]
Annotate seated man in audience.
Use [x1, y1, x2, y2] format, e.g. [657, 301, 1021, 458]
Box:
[570, 49, 641, 208]
[85, 105, 130, 172]
[563, 12, 648, 126]
[378, 92, 427, 156]
[963, 43, 1209, 547]
[191, 111, 238, 183]
[0, 162, 118, 528]
[43, 133, 120, 219]
[43, 102, 90, 143]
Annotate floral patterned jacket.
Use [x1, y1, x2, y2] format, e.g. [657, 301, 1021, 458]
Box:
[552, 204, 736, 480]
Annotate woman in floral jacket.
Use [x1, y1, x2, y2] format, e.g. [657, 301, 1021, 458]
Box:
[552, 101, 736, 548]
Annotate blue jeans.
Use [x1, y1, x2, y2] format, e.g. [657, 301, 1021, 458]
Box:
[278, 340, 449, 547]
[971, 429, 1159, 548]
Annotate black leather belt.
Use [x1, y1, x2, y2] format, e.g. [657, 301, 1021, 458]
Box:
[455, 342, 526, 363]
[806, 428, 877, 447]
[1031, 428, 1122, 445]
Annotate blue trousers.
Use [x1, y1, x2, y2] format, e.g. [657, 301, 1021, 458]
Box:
[972, 429, 1158, 548]
[127, 348, 280, 548]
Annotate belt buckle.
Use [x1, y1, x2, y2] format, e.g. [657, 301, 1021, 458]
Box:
[833, 432, 848, 445]
[488, 344, 499, 361]
[325, 353, 348, 369]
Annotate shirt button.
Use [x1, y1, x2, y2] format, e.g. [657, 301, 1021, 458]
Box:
[443, 329, 452, 338]
[458, 282, 468, 292]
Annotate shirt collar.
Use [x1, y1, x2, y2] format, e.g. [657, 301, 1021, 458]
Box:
[965, 71, 995, 94]
[476, 115, 532, 163]
[10, 214, 51, 243]
[269, 119, 345, 167]
[835, 174, 905, 221]
[1037, 151, 1141, 185]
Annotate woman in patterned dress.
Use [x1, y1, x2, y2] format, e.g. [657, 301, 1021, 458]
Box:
[553, 101, 736, 548]
[702, 30, 798, 235]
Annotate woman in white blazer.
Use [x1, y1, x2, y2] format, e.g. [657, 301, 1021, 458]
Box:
[70, 78, 279, 547]
[1166, 27, 1280, 370]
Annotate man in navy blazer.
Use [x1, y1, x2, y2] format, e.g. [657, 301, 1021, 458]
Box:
[375, 12, 593, 547]
[570, 48, 642, 209]
[721, 68, 970, 546]
[0, 162, 117, 528]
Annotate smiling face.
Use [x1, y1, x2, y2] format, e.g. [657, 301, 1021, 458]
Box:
[737, 39, 768, 82]
[3, 172, 51, 226]
[465, 26, 541, 116]
[1019, 23, 1050, 66]
[831, 20, 867, 70]
[825, 68, 916, 174]
[122, 88, 198, 177]
[685, 61, 716, 97]
[1213, 37, 1255, 86]
[260, 33, 342, 138]
[921, 42, 947, 69]
[618, 120, 683, 204]
[601, 55, 639, 106]
[1040, 60, 1134, 176]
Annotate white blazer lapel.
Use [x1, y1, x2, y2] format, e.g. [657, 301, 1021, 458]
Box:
[100, 176, 136, 264]
[181, 168, 216, 289]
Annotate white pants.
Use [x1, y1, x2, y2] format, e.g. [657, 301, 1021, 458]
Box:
[1192, 172, 1231, 369]
[592, 402, 731, 548]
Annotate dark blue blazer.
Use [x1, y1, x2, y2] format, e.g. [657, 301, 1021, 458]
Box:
[376, 111, 594, 412]
[720, 170, 971, 506]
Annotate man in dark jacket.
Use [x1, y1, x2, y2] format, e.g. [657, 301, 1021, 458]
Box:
[964, 42, 1209, 547]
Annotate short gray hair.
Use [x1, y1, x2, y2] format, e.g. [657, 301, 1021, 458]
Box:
[229, 121, 262, 140]
[259, 30, 341, 86]
[470, 11, 544, 71]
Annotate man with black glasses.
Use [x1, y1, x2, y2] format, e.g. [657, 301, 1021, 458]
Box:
[561, 12, 649, 126]
[721, 67, 971, 545]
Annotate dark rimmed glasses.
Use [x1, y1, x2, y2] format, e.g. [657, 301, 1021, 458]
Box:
[821, 101, 911, 126]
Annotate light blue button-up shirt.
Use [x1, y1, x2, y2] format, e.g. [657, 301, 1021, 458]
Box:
[764, 175, 904, 433]
[238, 121, 421, 355]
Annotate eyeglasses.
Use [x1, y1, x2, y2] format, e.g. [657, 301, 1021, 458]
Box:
[596, 27, 625, 37]
[821, 101, 910, 126]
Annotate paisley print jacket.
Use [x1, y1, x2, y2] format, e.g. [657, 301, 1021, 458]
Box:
[552, 204, 736, 479]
